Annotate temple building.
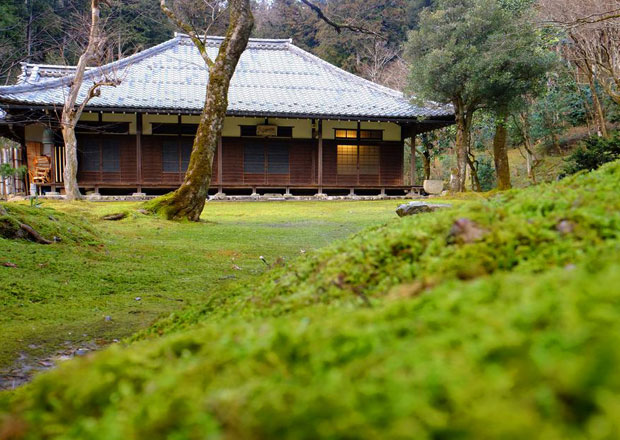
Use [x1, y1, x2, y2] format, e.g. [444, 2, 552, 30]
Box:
[0, 34, 453, 196]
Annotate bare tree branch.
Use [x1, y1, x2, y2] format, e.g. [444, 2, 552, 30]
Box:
[543, 7, 620, 27]
[160, 0, 215, 67]
[298, 0, 387, 40]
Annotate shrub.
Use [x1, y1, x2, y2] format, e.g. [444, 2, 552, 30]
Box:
[563, 132, 620, 175]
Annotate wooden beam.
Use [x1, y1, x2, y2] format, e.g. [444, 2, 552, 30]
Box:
[217, 136, 223, 186]
[136, 113, 143, 187]
[318, 119, 323, 192]
[410, 134, 417, 186]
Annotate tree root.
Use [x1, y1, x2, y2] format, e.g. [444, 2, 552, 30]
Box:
[143, 191, 203, 221]
[19, 223, 53, 244]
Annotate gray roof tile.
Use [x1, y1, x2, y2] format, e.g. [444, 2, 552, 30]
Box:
[0, 35, 453, 120]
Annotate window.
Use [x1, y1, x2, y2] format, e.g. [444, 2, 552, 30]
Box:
[244, 143, 264, 173]
[81, 139, 100, 172]
[180, 139, 192, 171]
[162, 140, 179, 172]
[267, 145, 289, 174]
[244, 143, 290, 174]
[101, 139, 120, 172]
[79, 138, 120, 172]
[277, 127, 293, 138]
[162, 138, 193, 173]
[359, 145, 380, 174]
[152, 123, 198, 135]
[360, 130, 382, 140]
[335, 129, 358, 139]
[337, 145, 380, 175]
[337, 145, 358, 175]
[335, 129, 383, 140]
[240, 125, 258, 137]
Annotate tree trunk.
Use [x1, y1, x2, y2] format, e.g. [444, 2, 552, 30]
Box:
[61, 123, 81, 199]
[492, 113, 511, 191]
[453, 100, 472, 192]
[61, 0, 104, 201]
[519, 113, 537, 184]
[466, 148, 481, 192]
[151, 0, 254, 221]
[587, 70, 608, 138]
[421, 149, 431, 180]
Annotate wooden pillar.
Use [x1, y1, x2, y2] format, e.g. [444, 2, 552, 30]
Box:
[410, 134, 417, 187]
[136, 113, 143, 191]
[217, 136, 223, 192]
[317, 119, 323, 193]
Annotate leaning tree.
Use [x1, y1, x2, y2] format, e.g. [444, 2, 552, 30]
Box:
[150, 0, 383, 220]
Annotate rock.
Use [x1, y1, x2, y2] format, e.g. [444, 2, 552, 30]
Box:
[74, 349, 89, 357]
[135, 297, 141, 301]
[101, 212, 127, 221]
[396, 202, 452, 217]
[556, 220, 575, 235]
[137, 209, 149, 215]
[423, 179, 444, 195]
[104, 315, 112, 322]
[448, 218, 488, 244]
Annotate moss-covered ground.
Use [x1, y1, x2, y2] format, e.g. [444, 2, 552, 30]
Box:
[1, 162, 619, 439]
[0, 200, 402, 373]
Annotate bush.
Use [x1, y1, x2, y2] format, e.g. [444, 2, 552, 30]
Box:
[563, 132, 620, 175]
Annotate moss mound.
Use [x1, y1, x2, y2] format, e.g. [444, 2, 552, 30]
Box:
[1, 162, 619, 439]
[0, 203, 98, 245]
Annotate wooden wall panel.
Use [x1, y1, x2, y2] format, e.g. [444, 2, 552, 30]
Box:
[141, 136, 163, 184]
[221, 139, 243, 184]
[322, 143, 338, 185]
[77, 135, 136, 185]
[380, 143, 404, 186]
[70, 133, 404, 189]
[120, 137, 137, 183]
[212, 147, 219, 185]
[290, 141, 315, 185]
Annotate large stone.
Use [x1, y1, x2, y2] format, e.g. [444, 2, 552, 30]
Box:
[396, 201, 452, 217]
[423, 179, 444, 195]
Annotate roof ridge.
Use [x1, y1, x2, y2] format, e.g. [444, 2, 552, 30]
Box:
[0, 36, 181, 94]
[174, 33, 292, 44]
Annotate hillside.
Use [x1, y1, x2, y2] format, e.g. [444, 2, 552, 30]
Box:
[1, 162, 619, 439]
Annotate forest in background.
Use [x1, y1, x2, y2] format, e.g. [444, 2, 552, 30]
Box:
[1, 0, 618, 189]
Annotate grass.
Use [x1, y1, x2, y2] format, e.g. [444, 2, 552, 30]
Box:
[1, 162, 619, 439]
[0, 199, 404, 372]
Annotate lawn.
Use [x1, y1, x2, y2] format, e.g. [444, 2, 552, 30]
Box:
[0, 199, 404, 374]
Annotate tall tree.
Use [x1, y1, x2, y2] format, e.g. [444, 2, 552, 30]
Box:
[61, 0, 120, 200]
[406, 0, 551, 191]
[481, 4, 552, 190]
[149, 0, 254, 220]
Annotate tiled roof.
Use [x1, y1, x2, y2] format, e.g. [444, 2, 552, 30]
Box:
[0, 34, 453, 121]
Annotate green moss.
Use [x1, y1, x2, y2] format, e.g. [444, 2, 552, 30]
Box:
[0, 203, 98, 244]
[0, 199, 397, 371]
[142, 192, 177, 219]
[1, 162, 619, 439]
